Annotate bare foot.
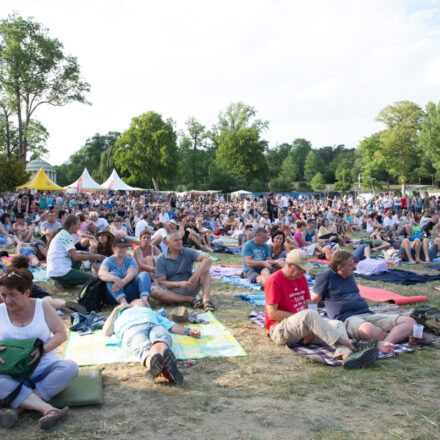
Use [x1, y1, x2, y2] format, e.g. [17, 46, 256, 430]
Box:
[415, 258, 423, 264]
[377, 341, 394, 353]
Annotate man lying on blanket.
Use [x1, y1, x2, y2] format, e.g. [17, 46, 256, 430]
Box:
[311, 250, 416, 353]
[102, 299, 200, 384]
[265, 249, 379, 369]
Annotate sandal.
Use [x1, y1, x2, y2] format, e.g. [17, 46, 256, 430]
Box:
[0, 409, 18, 428]
[203, 300, 216, 312]
[39, 407, 69, 430]
[189, 296, 203, 309]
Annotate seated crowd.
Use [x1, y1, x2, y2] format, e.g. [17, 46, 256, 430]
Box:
[0, 188, 438, 429]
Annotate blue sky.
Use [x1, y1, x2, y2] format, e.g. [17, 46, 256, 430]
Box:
[2, 0, 440, 165]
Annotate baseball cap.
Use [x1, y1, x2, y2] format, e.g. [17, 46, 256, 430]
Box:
[169, 219, 178, 225]
[285, 249, 313, 271]
[114, 237, 129, 247]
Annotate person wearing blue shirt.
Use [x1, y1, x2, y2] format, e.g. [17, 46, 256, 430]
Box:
[242, 227, 274, 285]
[102, 300, 200, 384]
[311, 250, 416, 354]
[98, 237, 151, 305]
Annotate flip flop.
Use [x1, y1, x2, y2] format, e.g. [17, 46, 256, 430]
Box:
[39, 407, 69, 430]
[189, 296, 203, 309]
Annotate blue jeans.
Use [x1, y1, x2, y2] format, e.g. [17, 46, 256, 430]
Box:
[105, 271, 151, 304]
[121, 323, 172, 365]
[353, 243, 370, 263]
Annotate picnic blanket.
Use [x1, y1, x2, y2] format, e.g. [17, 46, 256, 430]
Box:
[355, 269, 440, 285]
[31, 266, 50, 282]
[236, 292, 266, 306]
[248, 306, 439, 366]
[210, 265, 243, 279]
[358, 285, 428, 305]
[64, 312, 247, 366]
[218, 275, 262, 290]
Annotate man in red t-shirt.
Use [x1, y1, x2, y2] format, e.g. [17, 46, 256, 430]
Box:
[264, 249, 378, 369]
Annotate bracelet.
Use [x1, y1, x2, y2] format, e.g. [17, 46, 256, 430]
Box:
[184, 328, 190, 336]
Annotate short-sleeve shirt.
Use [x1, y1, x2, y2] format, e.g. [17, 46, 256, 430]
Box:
[242, 239, 270, 272]
[47, 229, 76, 277]
[40, 220, 62, 234]
[101, 255, 138, 279]
[264, 270, 310, 331]
[155, 248, 200, 282]
[312, 269, 371, 321]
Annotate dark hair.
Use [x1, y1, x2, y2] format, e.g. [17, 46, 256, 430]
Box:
[140, 230, 151, 238]
[16, 212, 24, 220]
[63, 214, 79, 230]
[330, 250, 353, 272]
[10, 255, 30, 269]
[0, 268, 33, 293]
[296, 220, 306, 229]
[58, 210, 67, 220]
[0, 213, 10, 223]
[271, 229, 285, 244]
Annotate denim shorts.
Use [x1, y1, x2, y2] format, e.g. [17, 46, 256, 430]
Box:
[19, 247, 36, 258]
[121, 323, 172, 366]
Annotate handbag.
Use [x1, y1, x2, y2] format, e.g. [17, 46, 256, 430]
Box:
[0, 338, 45, 407]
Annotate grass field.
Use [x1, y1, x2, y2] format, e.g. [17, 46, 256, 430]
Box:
[2, 248, 440, 440]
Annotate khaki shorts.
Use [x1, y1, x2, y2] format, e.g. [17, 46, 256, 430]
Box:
[345, 313, 400, 339]
[151, 281, 201, 297]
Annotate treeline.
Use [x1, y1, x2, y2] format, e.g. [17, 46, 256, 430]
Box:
[54, 99, 440, 193]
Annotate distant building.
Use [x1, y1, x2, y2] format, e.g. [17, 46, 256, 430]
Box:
[26, 157, 57, 183]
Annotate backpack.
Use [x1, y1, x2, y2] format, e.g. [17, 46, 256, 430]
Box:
[77, 277, 107, 312]
[411, 306, 440, 336]
[0, 338, 45, 407]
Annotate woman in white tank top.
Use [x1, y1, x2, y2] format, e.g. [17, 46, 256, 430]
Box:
[0, 269, 78, 430]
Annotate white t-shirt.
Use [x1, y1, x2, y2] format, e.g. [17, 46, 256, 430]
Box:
[47, 229, 75, 277]
[135, 219, 149, 239]
[152, 228, 168, 252]
[93, 218, 109, 230]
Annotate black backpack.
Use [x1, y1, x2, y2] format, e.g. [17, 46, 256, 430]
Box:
[77, 277, 107, 312]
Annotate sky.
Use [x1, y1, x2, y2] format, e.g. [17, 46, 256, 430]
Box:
[1, 0, 440, 165]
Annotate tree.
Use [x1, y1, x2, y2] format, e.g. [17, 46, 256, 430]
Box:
[419, 101, 440, 182]
[334, 169, 353, 191]
[215, 127, 268, 183]
[269, 176, 292, 192]
[376, 101, 423, 193]
[291, 138, 312, 180]
[0, 14, 90, 162]
[114, 112, 177, 190]
[304, 150, 322, 182]
[266, 142, 292, 179]
[280, 152, 299, 182]
[358, 132, 390, 186]
[0, 154, 28, 190]
[311, 172, 325, 191]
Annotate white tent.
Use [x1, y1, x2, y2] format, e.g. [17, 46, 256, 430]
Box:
[231, 189, 252, 198]
[101, 169, 142, 191]
[65, 168, 104, 193]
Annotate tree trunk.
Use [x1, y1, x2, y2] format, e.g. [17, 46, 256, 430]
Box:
[151, 176, 159, 191]
[16, 88, 25, 163]
[401, 180, 406, 195]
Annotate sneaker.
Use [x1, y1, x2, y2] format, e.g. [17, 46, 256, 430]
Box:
[343, 346, 379, 370]
[162, 349, 183, 384]
[145, 353, 164, 380]
[352, 338, 377, 351]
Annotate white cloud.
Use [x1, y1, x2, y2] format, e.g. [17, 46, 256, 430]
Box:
[1, 0, 440, 165]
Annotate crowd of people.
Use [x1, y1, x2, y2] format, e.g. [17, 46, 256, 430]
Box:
[0, 187, 438, 429]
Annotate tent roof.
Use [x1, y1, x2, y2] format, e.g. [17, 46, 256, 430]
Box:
[231, 189, 252, 195]
[65, 168, 104, 191]
[17, 167, 65, 191]
[101, 169, 141, 191]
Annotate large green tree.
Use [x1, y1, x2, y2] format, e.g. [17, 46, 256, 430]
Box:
[304, 150, 323, 182]
[291, 138, 312, 180]
[376, 101, 423, 193]
[114, 112, 177, 190]
[0, 14, 90, 162]
[419, 101, 440, 182]
[215, 126, 268, 183]
[0, 154, 28, 189]
[334, 169, 353, 191]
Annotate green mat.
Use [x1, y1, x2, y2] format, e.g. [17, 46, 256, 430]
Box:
[64, 312, 247, 366]
[49, 369, 102, 407]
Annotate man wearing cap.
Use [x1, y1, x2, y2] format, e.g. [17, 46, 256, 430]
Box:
[98, 237, 152, 305]
[311, 250, 416, 353]
[265, 249, 379, 369]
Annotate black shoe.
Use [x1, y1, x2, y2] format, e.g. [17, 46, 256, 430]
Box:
[162, 349, 183, 384]
[352, 338, 378, 351]
[343, 347, 379, 370]
[145, 353, 164, 380]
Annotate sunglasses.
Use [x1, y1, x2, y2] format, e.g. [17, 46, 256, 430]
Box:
[1, 271, 26, 281]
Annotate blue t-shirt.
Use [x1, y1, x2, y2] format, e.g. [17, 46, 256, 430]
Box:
[242, 239, 270, 272]
[102, 255, 138, 279]
[312, 269, 371, 321]
[114, 306, 174, 339]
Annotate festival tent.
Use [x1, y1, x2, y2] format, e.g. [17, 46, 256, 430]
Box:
[101, 169, 142, 191]
[17, 167, 66, 191]
[65, 168, 105, 193]
[231, 189, 252, 198]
